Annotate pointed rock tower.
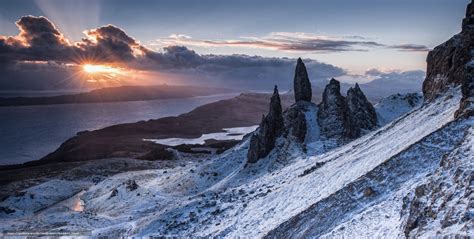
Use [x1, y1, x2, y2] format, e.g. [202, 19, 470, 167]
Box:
[317, 79, 377, 140]
[247, 86, 284, 163]
[317, 79, 349, 139]
[346, 83, 377, 138]
[294, 58, 312, 102]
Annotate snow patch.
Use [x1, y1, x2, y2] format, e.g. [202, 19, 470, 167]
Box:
[375, 92, 423, 126]
[143, 126, 258, 146]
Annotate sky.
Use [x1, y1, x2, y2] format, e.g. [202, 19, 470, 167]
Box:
[0, 0, 470, 91]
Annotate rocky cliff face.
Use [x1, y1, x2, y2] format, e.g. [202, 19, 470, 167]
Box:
[346, 83, 377, 138]
[247, 86, 285, 163]
[283, 104, 308, 143]
[248, 58, 316, 163]
[317, 79, 377, 139]
[317, 79, 349, 139]
[423, 0, 473, 118]
[402, 126, 473, 238]
[401, 3, 474, 235]
[248, 60, 377, 163]
[294, 58, 312, 102]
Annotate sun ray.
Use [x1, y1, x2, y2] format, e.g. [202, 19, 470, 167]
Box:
[82, 64, 122, 74]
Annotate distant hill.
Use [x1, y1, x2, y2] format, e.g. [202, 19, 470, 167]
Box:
[0, 85, 237, 107]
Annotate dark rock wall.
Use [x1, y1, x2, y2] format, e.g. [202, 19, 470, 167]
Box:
[346, 83, 377, 138]
[317, 79, 349, 139]
[423, 0, 473, 118]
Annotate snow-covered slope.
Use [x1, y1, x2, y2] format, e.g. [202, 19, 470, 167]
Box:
[1, 87, 469, 238]
[374, 92, 423, 126]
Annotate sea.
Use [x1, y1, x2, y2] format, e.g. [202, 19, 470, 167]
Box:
[0, 93, 238, 165]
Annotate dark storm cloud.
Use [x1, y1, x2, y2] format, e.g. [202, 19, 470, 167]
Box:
[15, 15, 68, 47]
[139, 45, 346, 89]
[0, 16, 347, 90]
[140, 45, 345, 77]
[0, 16, 146, 63]
[0, 16, 74, 62]
[76, 24, 146, 62]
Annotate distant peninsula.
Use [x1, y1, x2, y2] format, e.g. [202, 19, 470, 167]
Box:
[0, 85, 237, 107]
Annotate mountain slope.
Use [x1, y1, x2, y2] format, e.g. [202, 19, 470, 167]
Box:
[1, 1, 472, 236]
[0, 87, 465, 237]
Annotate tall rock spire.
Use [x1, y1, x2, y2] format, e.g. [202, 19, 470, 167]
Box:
[346, 83, 377, 138]
[317, 80, 377, 139]
[294, 58, 312, 102]
[247, 85, 284, 163]
[317, 79, 348, 139]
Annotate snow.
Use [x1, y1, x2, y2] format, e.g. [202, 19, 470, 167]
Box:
[404, 119, 474, 238]
[319, 118, 473, 238]
[303, 105, 320, 143]
[433, 74, 448, 83]
[0, 87, 469, 238]
[0, 179, 90, 218]
[143, 126, 258, 146]
[374, 92, 423, 126]
[319, 179, 420, 239]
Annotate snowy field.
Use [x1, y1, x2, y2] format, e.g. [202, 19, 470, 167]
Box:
[0, 88, 471, 238]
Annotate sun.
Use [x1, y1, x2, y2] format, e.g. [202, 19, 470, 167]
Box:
[82, 64, 121, 74]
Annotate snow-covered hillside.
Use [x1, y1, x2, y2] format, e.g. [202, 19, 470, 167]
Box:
[1, 86, 470, 238]
[2, 1, 473, 235]
[374, 92, 423, 126]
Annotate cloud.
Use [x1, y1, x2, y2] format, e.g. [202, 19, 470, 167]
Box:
[0, 16, 429, 93]
[138, 45, 346, 89]
[16, 15, 69, 47]
[154, 32, 430, 53]
[155, 32, 385, 53]
[0, 16, 347, 91]
[0, 16, 149, 64]
[0, 16, 74, 62]
[331, 68, 425, 101]
[76, 24, 146, 62]
[388, 44, 431, 52]
[355, 69, 425, 100]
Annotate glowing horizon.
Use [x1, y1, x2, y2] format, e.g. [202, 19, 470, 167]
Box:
[82, 64, 122, 75]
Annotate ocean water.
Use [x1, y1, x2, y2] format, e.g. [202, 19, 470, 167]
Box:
[0, 94, 238, 165]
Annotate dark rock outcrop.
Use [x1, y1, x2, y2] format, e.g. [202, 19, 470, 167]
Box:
[402, 131, 473, 237]
[423, 0, 473, 118]
[456, 63, 474, 118]
[346, 83, 377, 138]
[318, 79, 377, 139]
[294, 58, 312, 102]
[247, 86, 285, 163]
[284, 102, 308, 142]
[317, 79, 349, 139]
